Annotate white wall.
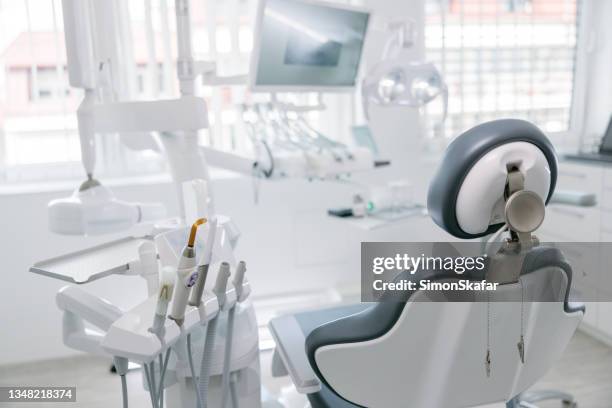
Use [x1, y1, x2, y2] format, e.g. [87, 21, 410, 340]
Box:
[579, 1, 612, 137]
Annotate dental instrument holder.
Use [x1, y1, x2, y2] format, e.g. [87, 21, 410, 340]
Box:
[486, 168, 546, 284]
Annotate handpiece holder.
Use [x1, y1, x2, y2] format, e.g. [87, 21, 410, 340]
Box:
[233, 261, 247, 301]
[213, 262, 232, 309]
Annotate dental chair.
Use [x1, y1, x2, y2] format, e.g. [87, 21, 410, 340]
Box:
[269, 119, 584, 408]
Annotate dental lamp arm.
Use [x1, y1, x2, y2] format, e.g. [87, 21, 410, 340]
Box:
[433, 84, 449, 138]
[200, 147, 257, 176]
[62, 0, 98, 178]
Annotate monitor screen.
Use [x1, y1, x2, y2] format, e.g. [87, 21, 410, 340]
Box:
[600, 116, 612, 153]
[250, 0, 370, 92]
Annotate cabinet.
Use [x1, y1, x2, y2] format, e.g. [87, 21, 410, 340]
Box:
[538, 160, 612, 344]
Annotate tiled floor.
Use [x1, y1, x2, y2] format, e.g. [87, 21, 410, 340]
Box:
[0, 331, 610, 407]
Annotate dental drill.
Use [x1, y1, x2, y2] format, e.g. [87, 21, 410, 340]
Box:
[185, 219, 217, 408]
[149, 266, 176, 337]
[169, 218, 206, 326]
[189, 217, 218, 307]
[220, 261, 247, 408]
[198, 262, 232, 408]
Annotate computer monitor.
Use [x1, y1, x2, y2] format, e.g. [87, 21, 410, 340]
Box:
[599, 116, 612, 153]
[249, 0, 370, 93]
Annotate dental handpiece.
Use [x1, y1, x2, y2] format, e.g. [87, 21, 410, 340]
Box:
[169, 218, 206, 326]
[149, 266, 176, 335]
[188, 218, 218, 307]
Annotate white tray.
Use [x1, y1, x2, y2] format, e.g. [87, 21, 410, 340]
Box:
[30, 236, 151, 283]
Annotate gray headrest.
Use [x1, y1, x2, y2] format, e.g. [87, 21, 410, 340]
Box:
[427, 119, 557, 239]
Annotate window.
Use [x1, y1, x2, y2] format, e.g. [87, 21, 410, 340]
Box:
[425, 0, 582, 138]
[0, 0, 360, 185]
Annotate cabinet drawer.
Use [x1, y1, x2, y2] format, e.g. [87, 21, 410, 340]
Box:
[603, 167, 612, 189]
[600, 210, 612, 235]
[557, 162, 603, 193]
[601, 187, 612, 212]
[541, 205, 600, 241]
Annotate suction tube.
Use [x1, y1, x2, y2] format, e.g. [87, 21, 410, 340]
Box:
[220, 261, 247, 408]
[197, 262, 231, 408]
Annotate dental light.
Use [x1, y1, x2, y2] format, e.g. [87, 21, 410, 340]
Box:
[48, 0, 180, 236]
[48, 182, 166, 236]
[361, 20, 448, 129]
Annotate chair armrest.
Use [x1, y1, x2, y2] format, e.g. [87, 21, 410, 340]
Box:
[268, 315, 321, 394]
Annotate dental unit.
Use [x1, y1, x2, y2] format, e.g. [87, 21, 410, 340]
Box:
[23, 0, 591, 407]
[30, 0, 261, 406]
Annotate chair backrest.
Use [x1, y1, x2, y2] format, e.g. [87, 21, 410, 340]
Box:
[306, 120, 583, 407]
[307, 247, 584, 408]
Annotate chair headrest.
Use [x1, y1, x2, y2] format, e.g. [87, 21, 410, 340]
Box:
[427, 119, 557, 239]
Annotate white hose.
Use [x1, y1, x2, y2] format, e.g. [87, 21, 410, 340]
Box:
[187, 333, 204, 408]
[198, 316, 219, 408]
[120, 374, 128, 408]
[158, 350, 171, 408]
[230, 376, 239, 408]
[220, 307, 236, 408]
[143, 363, 158, 408]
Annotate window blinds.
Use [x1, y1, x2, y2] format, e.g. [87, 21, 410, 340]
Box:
[425, 0, 581, 138]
